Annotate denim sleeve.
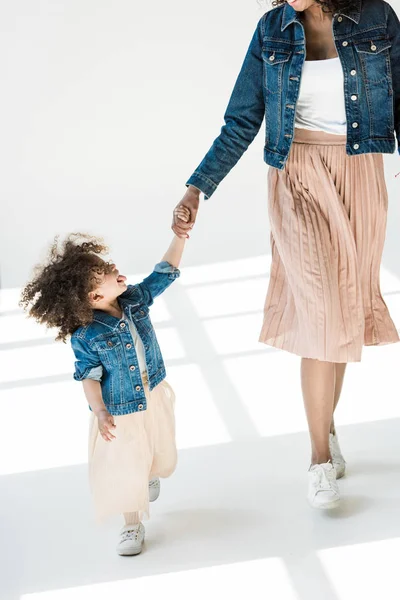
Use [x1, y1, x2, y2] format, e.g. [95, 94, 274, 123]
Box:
[71, 336, 103, 382]
[387, 2, 400, 152]
[186, 17, 265, 199]
[139, 261, 180, 306]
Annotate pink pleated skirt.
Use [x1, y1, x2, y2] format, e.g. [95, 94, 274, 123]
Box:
[259, 129, 399, 363]
[88, 379, 177, 521]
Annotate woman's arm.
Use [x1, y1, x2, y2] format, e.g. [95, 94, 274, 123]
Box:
[172, 16, 266, 237]
[186, 18, 265, 199]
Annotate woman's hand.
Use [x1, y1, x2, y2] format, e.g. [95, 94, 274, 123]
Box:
[172, 186, 200, 238]
[97, 409, 116, 442]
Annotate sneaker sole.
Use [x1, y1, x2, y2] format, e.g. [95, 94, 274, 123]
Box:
[117, 545, 144, 556]
[309, 498, 341, 510]
[149, 490, 160, 502]
[335, 466, 346, 479]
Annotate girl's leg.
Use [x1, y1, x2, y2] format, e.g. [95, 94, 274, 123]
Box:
[124, 512, 141, 526]
[301, 358, 336, 464]
[331, 364, 347, 434]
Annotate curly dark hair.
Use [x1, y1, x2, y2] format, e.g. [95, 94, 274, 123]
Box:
[272, 0, 356, 13]
[20, 233, 114, 342]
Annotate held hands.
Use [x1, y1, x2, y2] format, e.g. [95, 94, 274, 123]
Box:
[97, 409, 116, 442]
[172, 186, 200, 238]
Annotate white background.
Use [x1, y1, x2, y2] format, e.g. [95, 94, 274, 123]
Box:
[1, 2, 400, 600]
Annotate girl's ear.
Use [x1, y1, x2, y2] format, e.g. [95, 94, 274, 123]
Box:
[88, 291, 103, 305]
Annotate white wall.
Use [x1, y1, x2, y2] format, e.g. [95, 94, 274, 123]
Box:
[0, 0, 399, 288]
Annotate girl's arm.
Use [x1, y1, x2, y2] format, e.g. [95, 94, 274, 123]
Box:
[82, 379, 116, 441]
[161, 235, 187, 269]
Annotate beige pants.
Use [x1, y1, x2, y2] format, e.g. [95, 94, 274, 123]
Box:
[88, 380, 177, 521]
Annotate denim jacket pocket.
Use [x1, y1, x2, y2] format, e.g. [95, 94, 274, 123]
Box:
[262, 48, 292, 94]
[94, 335, 123, 368]
[354, 39, 392, 84]
[132, 305, 150, 321]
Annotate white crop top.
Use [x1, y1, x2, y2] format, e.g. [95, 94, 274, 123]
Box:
[295, 57, 347, 135]
[125, 312, 147, 375]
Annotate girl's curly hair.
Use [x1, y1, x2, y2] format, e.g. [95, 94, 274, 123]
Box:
[20, 233, 114, 342]
[272, 0, 356, 13]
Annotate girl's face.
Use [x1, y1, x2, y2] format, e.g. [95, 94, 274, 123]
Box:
[90, 263, 127, 307]
[286, 0, 318, 11]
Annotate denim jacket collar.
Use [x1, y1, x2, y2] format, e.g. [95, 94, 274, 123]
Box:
[92, 297, 141, 330]
[281, 0, 361, 32]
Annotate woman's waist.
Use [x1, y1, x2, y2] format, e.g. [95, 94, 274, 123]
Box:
[293, 128, 347, 146]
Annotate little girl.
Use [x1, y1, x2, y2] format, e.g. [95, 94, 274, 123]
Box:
[21, 209, 189, 556]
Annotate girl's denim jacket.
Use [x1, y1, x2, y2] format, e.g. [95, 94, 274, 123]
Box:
[187, 0, 400, 198]
[71, 261, 179, 416]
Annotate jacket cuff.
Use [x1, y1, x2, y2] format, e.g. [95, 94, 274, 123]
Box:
[154, 261, 181, 279]
[186, 172, 217, 199]
[73, 365, 103, 382]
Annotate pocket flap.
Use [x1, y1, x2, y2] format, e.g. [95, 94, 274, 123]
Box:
[354, 39, 391, 54]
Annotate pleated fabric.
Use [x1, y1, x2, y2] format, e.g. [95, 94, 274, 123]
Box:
[259, 128, 399, 363]
[88, 379, 177, 522]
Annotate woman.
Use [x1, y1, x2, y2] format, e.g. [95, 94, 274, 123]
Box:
[172, 0, 400, 509]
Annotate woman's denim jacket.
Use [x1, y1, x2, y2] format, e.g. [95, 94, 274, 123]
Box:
[187, 0, 400, 198]
[71, 262, 180, 416]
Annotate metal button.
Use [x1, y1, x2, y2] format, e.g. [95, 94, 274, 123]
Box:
[351, 94, 357, 101]
[126, 343, 132, 349]
[269, 54, 275, 61]
[135, 385, 141, 391]
[350, 69, 356, 76]
[338, 16, 343, 22]
[120, 322, 126, 328]
[342, 41, 348, 47]
[140, 310, 145, 316]
[138, 404, 144, 410]
[353, 143, 360, 150]
[371, 44, 377, 51]
[107, 341, 113, 347]
[352, 122, 358, 128]
[130, 365, 136, 371]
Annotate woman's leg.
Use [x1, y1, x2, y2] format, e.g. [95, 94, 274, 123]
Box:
[301, 358, 336, 464]
[331, 364, 347, 434]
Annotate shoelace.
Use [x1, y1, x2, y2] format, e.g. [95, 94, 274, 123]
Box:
[121, 528, 140, 543]
[313, 466, 335, 492]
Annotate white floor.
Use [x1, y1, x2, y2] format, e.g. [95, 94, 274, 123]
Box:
[1, 255, 400, 600]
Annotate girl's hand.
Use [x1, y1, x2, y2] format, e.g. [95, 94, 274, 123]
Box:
[97, 409, 116, 442]
[172, 186, 200, 238]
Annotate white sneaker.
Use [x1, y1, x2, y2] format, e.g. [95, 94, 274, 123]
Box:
[308, 462, 341, 509]
[149, 477, 160, 502]
[329, 433, 346, 479]
[116, 523, 145, 556]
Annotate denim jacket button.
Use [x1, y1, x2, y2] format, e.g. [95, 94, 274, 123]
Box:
[352, 122, 359, 128]
[353, 143, 360, 150]
[138, 404, 144, 410]
[269, 54, 275, 61]
[371, 44, 377, 51]
[130, 365, 136, 371]
[107, 341, 113, 347]
[120, 322, 126, 329]
[337, 15, 343, 21]
[350, 69, 356, 76]
[136, 385, 141, 391]
[342, 41, 348, 47]
[126, 343, 132, 349]
[351, 95, 358, 101]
